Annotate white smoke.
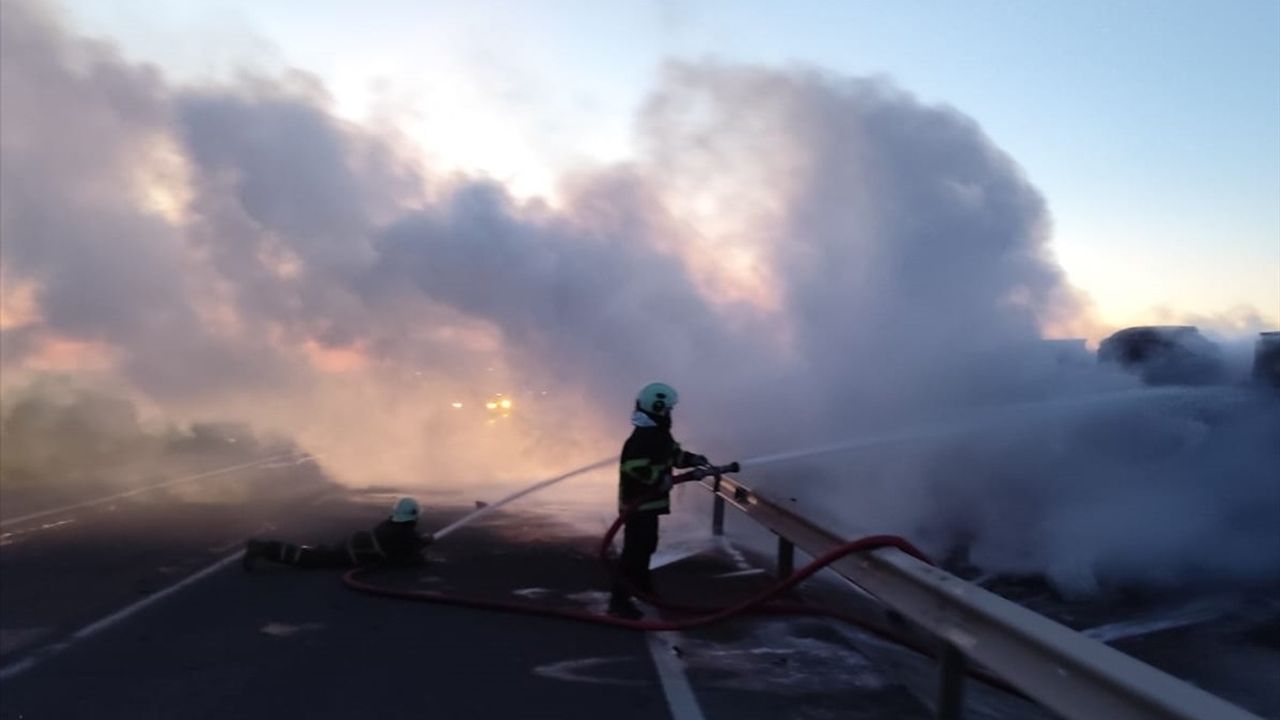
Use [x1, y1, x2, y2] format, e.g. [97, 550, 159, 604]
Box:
[1, 0, 1275, 594]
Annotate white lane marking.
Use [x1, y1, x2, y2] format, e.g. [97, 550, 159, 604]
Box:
[0, 519, 77, 546]
[0, 656, 38, 680]
[0, 490, 338, 682]
[647, 631, 707, 720]
[0, 452, 317, 529]
[0, 550, 243, 682]
[713, 568, 767, 579]
[644, 535, 765, 719]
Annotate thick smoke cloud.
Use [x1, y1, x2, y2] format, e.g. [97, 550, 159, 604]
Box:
[0, 377, 304, 508]
[2, 0, 1275, 594]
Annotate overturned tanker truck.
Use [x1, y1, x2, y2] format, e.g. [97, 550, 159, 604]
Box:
[1098, 326, 1280, 389]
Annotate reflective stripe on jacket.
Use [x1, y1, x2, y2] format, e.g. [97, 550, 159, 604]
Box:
[619, 425, 699, 513]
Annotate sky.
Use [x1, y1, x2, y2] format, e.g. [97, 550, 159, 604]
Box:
[50, 0, 1280, 329]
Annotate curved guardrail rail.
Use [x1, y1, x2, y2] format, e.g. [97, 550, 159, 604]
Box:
[694, 473, 1261, 720]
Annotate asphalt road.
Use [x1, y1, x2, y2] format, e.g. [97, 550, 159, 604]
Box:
[8, 466, 1271, 719]
[0, 475, 936, 720]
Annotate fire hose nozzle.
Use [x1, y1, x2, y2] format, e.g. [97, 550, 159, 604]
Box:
[676, 462, 740, 484]
[702, 462, 739, 479]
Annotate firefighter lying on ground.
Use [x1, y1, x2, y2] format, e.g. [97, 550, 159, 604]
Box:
[242, 497, 431, 570]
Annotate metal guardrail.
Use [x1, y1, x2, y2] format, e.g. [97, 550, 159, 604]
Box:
[695, 473, 1262, 720]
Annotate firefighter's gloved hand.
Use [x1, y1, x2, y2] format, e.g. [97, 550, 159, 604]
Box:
[687, 453, 710, 467]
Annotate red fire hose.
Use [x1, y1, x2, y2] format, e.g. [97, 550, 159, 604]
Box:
[341, 491, 1025, 697]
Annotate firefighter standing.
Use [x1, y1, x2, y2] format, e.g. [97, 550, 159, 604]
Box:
[609, 382, 709, 619]
[242, 497, 430, 570]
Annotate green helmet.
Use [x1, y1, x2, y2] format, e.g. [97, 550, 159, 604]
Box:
[636, 382, 679, 416]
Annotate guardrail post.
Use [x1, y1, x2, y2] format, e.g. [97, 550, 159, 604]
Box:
[777, 536, 794, 577]
[936, 642, 966, 720]
[710, 476, 725, 536]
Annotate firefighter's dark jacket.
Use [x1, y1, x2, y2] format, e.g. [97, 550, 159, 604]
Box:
[347, 518, 428, 565]
[619, 418, 700, 514]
